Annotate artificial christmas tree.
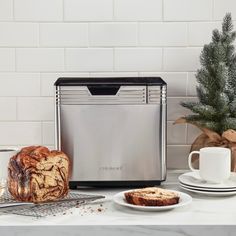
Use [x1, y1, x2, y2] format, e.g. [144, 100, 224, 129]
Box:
[175, 13, 236, 171]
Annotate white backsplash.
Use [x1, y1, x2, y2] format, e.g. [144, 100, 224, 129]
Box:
[0, 0, 233, 168]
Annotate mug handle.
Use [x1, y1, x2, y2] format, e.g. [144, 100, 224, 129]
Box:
[188, 151, 200, 172]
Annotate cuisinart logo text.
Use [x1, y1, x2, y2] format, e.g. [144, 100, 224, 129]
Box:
[99, 166, 123, 171]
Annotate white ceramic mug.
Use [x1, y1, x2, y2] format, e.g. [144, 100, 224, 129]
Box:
[188, 147, 231, 183]
[0, 148, 18, 181]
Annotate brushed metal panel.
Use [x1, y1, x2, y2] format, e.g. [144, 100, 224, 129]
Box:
[60, 105, 162, 181]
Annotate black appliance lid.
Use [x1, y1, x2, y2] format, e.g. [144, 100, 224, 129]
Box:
[54, 77, 166, 86]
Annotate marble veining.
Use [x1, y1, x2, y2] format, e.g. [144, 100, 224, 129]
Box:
[0, 170, 236, 236]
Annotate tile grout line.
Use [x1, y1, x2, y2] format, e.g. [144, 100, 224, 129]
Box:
[159, 47, 162, 72]
[14, 48, 17, 72]
[39, 72, 42, 96]
[38, 23, 40, 47]
[0, 46, 205, 49]
[113, 48, 115, 72]
[186, 72, 190, 97]
[0, 70, 200, 74]
[15, 96, 18, 121]
[187, 22, 190, 47]
[212, 0, 214, 21]
[62, 0, 65, 21]
[185, 122, 188, 144]
[162, 0, 164, 21]
[112, 0, 115, 72]
[136, 22, 140, 47]
[87, 23, 90, 47]
[0, 119, 54, 122]
[41, 121, 43, 145]
[63, 47, 66, 72]
[12, 0, 15, 20]
[112, 0, 115, 21]
[0, 20, 230, 23]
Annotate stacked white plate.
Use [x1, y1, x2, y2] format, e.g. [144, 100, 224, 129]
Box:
[178, 171, 236, 196]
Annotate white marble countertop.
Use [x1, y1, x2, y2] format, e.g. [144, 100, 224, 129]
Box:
[1, 170, 236, 235]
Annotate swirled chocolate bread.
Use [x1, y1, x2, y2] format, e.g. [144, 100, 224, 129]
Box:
[8, 146, 70, 203]
[124, 187, 179, 206]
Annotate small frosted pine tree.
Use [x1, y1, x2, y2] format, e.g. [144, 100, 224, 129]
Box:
[181, 13, 236, 134]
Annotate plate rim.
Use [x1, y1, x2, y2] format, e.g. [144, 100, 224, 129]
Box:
[178, 171, 236, 189]
[179, 182, 236, 192]
[113, 189, 192, 211]
[179, 180, 236, 191]
[180, 185, 236, 196]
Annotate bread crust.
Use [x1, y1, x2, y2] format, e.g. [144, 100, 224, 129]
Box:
[8, 146, 70, 203]
[124, 187, 179, 206]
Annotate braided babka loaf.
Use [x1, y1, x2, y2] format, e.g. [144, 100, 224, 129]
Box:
[8, 146, 70, 203]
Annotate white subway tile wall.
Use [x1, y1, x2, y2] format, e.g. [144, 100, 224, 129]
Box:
[115, 48, 162, 71]
[0, 97, 17, 120]
[0, 23, 39, 47]
[139, 23, 188, 47]
[17, 97, 54, 121]
[89, 23, 137, 47]
[214, 0, 236, 20]
[42, 122, 55, 145]
[163, 48, 201, 72]
[40, 23, 88, 47]
[0, 0, 13, 21]
[0, 49, 15, 71]
[164, 0, 212, 21]
[64, 0, 113, 21]
[114, 0, 162, 21]
[14, 0, 63, 21]
[0, 122, 41, 145]
[65, 48, 113, 71]
[0, 73, 40, 96]
[0, 0, 232, 168]
[16, 48, 64, 72]
[188, 22, 221, 46]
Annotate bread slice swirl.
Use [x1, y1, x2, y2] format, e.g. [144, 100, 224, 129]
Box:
[124, 187, 179, 206]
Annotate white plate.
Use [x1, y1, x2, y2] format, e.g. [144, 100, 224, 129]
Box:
[113, 189, 192, 212]
[179, 182, 236, 192]
[178, 171, 236, 190]
[180, 182, 236, 193]
[180, 185, 236, 196]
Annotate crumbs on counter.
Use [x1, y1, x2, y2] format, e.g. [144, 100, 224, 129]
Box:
[55, 203, 107, 217]
[78, 203, 107, 216]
